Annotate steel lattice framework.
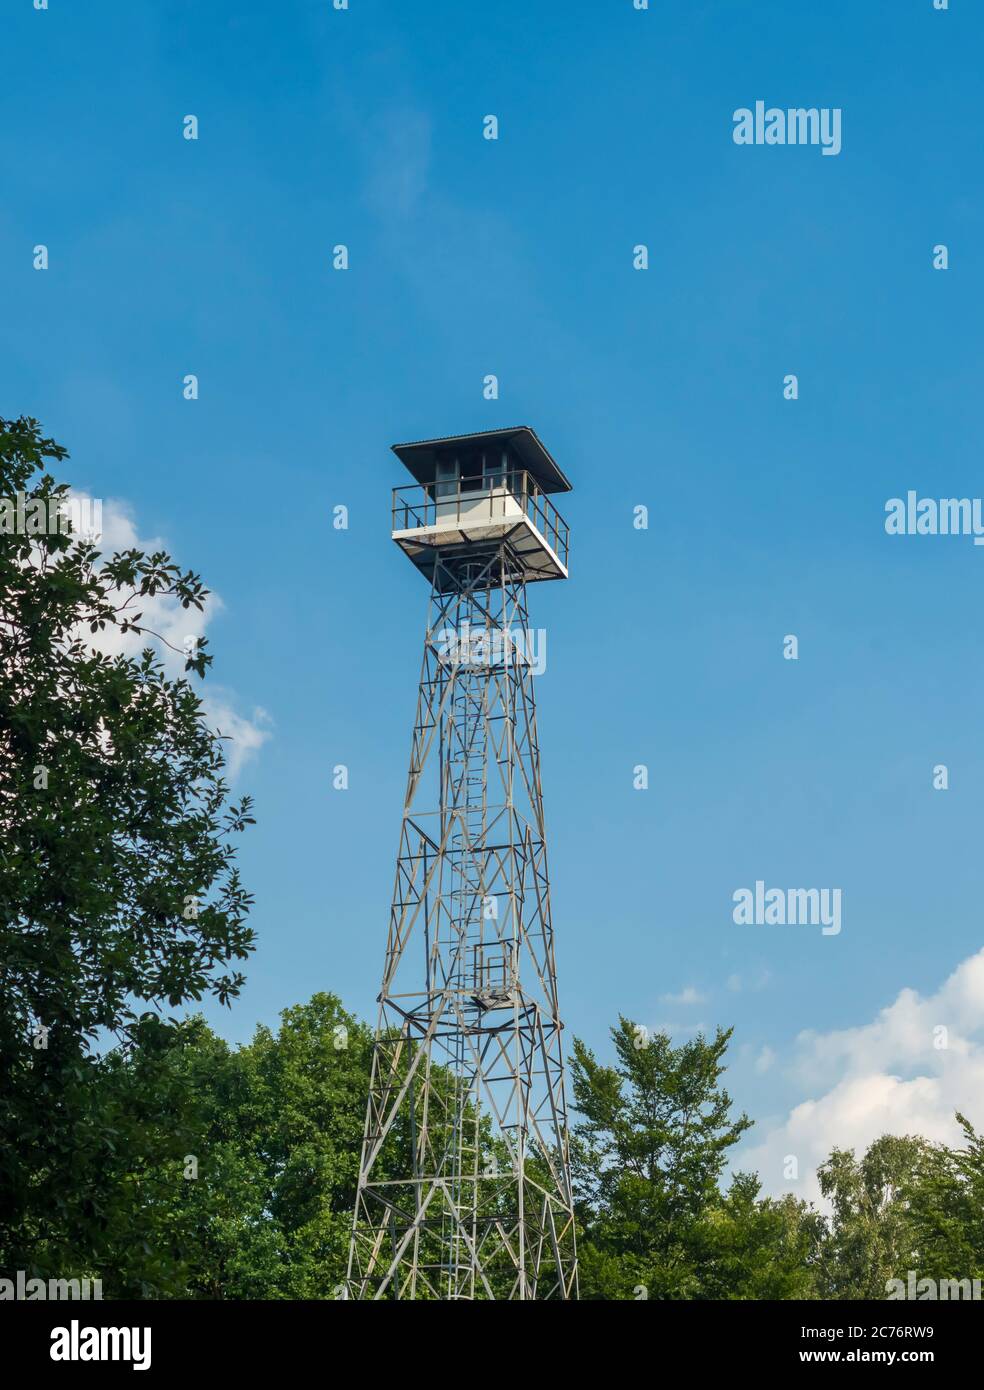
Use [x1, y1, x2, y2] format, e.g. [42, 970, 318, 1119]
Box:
[347, 544, 578, 1299]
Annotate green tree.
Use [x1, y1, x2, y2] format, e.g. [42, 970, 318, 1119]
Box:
[67, 1014, 227, 1297]
[85, 994, 374, 1298]
[697, 1174, 821, 1299]
[571, 1018, 755, 1298]
[192, 992, 373, 1299]
[815, 1134, 928, 1298]
[0, 416, 255, 1279]
[903, 1115, 984, 1285]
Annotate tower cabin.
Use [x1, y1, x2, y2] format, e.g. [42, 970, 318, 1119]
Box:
[390, 426, 571, 588]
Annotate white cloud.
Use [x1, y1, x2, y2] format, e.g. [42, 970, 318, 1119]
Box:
[206, 695, 273, 779]
[660, 986, 707, 1006]
[66, 492, 270, 779]
[69, 493, 216, 660]
[646, 1020, 708, 1042]
[739, 949, 984, 1204]
[727, 967, 772, 994]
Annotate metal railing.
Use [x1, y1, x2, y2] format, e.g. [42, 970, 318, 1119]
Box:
[391, 469, 570, 568]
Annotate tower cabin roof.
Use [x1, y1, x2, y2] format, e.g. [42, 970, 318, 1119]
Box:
[391, 426, 572, 495]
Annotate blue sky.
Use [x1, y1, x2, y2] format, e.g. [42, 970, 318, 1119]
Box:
[4, 0, 982, 1195]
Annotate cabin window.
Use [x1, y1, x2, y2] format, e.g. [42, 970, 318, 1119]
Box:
[483, 450, 508, 491]
[434, 458, 458, 499]
[456, 449, 483, 492]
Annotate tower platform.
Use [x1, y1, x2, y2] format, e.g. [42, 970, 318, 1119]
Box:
[390, 427, 571, 586]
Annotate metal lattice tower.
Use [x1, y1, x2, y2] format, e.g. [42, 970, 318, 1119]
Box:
[347, 428, 578, 1300]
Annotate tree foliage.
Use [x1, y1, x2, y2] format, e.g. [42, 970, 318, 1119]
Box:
[569, 1017, 805, 1298]
[813, 1134, 928, 1299]
[0, 416, 254, 1277]
[90, 994, 373, 1298]
[902, 1115, 984, 1285]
